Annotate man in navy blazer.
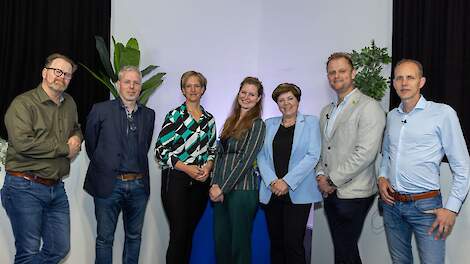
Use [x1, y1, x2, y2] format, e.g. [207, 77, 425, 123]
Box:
[84, 65, 155, 264]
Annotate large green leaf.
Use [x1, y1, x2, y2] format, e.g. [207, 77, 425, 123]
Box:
[79, 63, 119, 99]
[142, 72, 166, 91]
[139, 88, 154, 105]
[139, 72, 166, 105]
[126, 38, 139, 50]
[119, 46, 140, 68]
[113, 42, 124, 75]
[95, 36, 116, 82]
[141, 65, 158, 77]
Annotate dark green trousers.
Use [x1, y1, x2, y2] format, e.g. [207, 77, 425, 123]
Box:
[213, 190, 258, 264]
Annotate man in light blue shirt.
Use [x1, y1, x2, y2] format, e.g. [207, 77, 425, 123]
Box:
[378, 59, 470, 264]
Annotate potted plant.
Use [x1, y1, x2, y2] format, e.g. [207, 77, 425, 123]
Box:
[81, 36, 166, 105]
[350, 40, 392, 100]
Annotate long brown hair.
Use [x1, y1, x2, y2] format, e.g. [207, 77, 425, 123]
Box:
[220, 77, 264, 140]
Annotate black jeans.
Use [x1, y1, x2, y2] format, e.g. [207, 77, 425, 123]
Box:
[161, 169, 210, 264]
[324, 191, 375, 264]
[263, 195, 311, 264]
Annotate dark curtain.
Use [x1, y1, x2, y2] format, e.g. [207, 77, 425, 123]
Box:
[0, 0, 111, 139]
[392, 0, 470, 146]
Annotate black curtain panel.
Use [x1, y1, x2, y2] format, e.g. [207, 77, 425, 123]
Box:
[0, 0, 111, 139]
[392, 0, 470, 146]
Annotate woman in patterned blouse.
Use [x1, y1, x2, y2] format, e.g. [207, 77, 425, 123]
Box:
[209, 77, 266, 264]
[155, 70, 217, 264]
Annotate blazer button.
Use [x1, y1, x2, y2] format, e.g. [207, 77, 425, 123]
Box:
[324, 163, 328, 167]
[327, 146, 331, 150]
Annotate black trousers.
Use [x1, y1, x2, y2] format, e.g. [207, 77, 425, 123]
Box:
[324, 191, 375, 264]
[161, 169, 209, 264]
[263, 195, 311, 264]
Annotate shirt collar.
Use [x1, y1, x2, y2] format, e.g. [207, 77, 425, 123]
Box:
[36, 85, 64, 104]
[180, 102, 209, 118]
[119, 97, 139, 115]
[398, 95, 427, 114]
[333, 88, 357, 106]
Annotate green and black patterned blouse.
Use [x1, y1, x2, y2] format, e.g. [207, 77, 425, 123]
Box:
[155, 103, 217, 169]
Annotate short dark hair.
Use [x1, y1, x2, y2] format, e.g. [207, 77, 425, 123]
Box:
[326, 52, 354, 71]
[44, 53, 77, 73]
[272, 83, 302, 102]
[180, 70, 207, 90]
[395, 59, 424, 77]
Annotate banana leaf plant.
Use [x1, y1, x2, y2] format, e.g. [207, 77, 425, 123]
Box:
[80, 36, 166, 105]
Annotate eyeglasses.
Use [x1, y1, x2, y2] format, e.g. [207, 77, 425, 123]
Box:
[122, 80, 141, 86]
[45, 67, 73, 80]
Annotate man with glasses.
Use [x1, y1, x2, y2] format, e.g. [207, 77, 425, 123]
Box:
[84, 65, 155, 264]
[2, 53, 82, 263]
[378, 59, 470, 263]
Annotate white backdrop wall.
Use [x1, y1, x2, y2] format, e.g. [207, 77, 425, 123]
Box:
[2, 1, 468, 263]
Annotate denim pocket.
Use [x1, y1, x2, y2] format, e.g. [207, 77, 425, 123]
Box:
[6, 175, 33, 190]
[414, 195, 442, 213]
[134, 178, 145, 188]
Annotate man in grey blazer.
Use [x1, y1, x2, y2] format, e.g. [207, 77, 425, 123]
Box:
[316, 52, 386, 264]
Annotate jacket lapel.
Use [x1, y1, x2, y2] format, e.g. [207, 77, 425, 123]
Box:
[322, 104, 334, 141]
[136, 105, 144, 146]
[114, 100, 127, 149]
[267, 117, 282, 163]
[291, 113, 305, 154]
[327, 90, 362, 139]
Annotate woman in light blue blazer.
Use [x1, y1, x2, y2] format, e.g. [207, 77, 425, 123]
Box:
[257, 83, 322, 264]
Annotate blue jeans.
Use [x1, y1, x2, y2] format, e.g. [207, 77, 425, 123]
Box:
[381, 194, 445, 264]
[94, 178, 149, 264]
[1, 173, 70, 264]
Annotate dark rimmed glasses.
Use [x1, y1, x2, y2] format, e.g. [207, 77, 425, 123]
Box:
[45, 67, 73, 80]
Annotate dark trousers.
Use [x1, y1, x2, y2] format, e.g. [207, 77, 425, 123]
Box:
[161, 169, 209, 264]
[213, 190, 258, 264]
[263, 195, 311, 264]
[324, 191, 375, 264]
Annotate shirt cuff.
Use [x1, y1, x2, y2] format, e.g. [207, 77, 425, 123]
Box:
[445, 196, 463, 213]
[379, 167, 388, 178]
[316, 170, 325, 177]
[58, 142, 69, 157]
[169, 155, 178, 169]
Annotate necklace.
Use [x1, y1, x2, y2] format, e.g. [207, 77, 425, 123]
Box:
[282, 118, 296, 128]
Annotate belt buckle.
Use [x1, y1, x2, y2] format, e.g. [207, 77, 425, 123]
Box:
[121, 174, 132, 181]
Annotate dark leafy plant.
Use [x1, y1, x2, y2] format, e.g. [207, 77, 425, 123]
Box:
[80, 36, 166, 105]
[350, 40, 392, 100]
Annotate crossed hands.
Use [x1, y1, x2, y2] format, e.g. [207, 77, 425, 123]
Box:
[270, 179, 289, 196]
[182, 163, 212, 182]
[209, 184, 224, 203]
[67, 135, 81, 160]
[316, 175, 336, 198]
[378, 177, 457, 240]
